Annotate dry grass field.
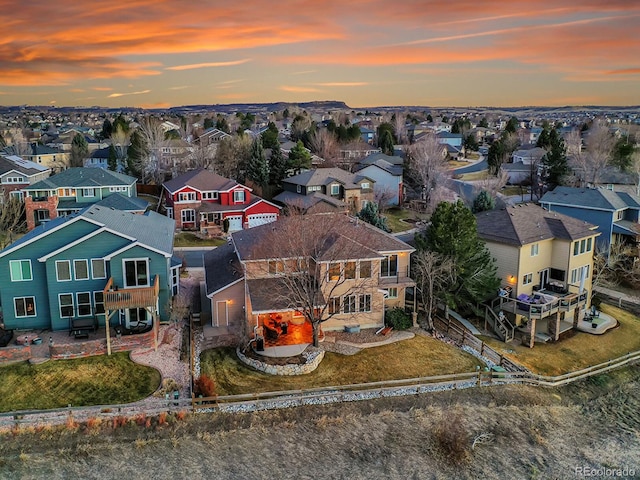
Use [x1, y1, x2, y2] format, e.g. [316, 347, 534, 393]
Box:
[1, 366, 639, 479]
[482, 304, 640, 376]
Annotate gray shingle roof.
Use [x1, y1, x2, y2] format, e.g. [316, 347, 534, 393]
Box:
[204, 243, 243, 295]
[283, 168, 373, 190]
[81, 205, 175, 254]
[26, 167, 136, 190]
[246, 277, 325, 312]
[476, 203, 598, 246]
[232, 213, 413, 261]
[360, 152, 404, 166]
[163, 168, 239, 194]
[0, 155, 49, 176]
[540, 186, 640, 211]
[95, 193, 149, 212]
[355, 159, 403, 176]
[273, 190, 346, 209]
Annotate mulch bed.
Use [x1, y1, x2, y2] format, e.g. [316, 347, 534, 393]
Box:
[325, 328, 390, 344]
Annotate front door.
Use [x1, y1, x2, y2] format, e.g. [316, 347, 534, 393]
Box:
[539, 268, 549, 289]
[215, 301, 228, 327]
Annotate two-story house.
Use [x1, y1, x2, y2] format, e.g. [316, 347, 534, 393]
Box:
[476, 203, 600, 348]
[203, 214, 415, 352]
[0, 155, 50, 202]
[162, 168, 280, 234]
[540, 186, 640, 256]
[273, 168, 375, 214]
[355, 152, 404, 206]
[22, 168, 146, 230]
[0, 205, 180, 338]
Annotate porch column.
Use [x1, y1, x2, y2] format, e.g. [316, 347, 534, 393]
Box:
[528, 317, 536, 349]
[106, 318, 112, 356]
[549, 312, 560, 342]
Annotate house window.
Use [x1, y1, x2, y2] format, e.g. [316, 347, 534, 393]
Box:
[381, 255, 398, 277]
[233, 190, 246, 203]
[616, 210, 624, 220]
[82, 188, 95, 197]
[523, 273, 533, 285]
[59, 293, 74, 317]
[9, 260, 32, 281]
[328, 297, 340, 315]
[296, 185, 301, 193]
[268, 260, 285, 275]
[328, 262, 341, 281]
[109, 186, 127, 193]
[91, 259, 106, 279]
[308, 185, 321, 192]
[93, 291, 105, 315]
[77, 292, 92, 316]
[35, 209, 50, 222]
[573, 238, 593, 256]
[202, 191, 218, 200]
[359, 260, 372, 279]
[361, 182, 370, 190]
[181, 209, 195, 224]
[343, 295, 357, 314]
[359, 294, 371, 312]
[15, 296, 36, 317]
[56, 260, 72, 281]
[570, 265, 590, 284]
[124, 259, 149, 287]
[530, 243, 539, 257]
[171, 267, 179, 296]
[74, 259, 89, 280]
[166, 207, 173, 219]
[58, 188, 76, 197]
[178, 192, 196, 202]
[344, 261, 356, 280]
[386, 288, 398, 298]
[330, 184, 340, 196]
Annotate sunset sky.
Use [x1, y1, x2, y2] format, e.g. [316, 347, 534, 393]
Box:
[1, 0, 639, 109]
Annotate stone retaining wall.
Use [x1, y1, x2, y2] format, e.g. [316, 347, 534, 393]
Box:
[237, 346, 324, 375]
[50, 329, 156, 360]
[0, 344, 31, 365]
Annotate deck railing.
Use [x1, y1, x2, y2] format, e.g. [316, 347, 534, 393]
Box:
[103, 275, 160, 310]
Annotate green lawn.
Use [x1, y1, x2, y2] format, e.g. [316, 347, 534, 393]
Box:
[200, 335, 483, 396]
[481, 304, 640, 376]
[0, 352, 161, 413]
[383, 207, 427, 233]
[173, 232, 227, 247]
[458, 171, 489, 181]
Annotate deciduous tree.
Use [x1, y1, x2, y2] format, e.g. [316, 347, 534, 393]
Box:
[407, 132, 448, 208]
[412, 250, 454, 330]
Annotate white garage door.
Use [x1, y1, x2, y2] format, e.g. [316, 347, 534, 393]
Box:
[227, 215, 243, 232]
[248, 213, 278, 228]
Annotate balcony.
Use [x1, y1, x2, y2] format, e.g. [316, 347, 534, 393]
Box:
[379, 265, 415, 287]
[103, 275, 160, 310]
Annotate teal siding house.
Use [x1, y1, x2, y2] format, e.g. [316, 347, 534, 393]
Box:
[0, 205, 180, 333]
[22, 167, 147, 231]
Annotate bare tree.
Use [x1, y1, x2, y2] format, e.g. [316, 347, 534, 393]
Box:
[110, 125, 130, 171]
[249, 213, 383, 347]
[190, 142, 216, 171]
[0, 197, 26, 248]
[407, 132, 449, 206]
[213, 135, 252, 180]
[629, 149, 640, 197]
[476, 170, 509, 202]
[308, 128, 339, 166]
[583, 121, 615, 186]
[137, 117, 170, 184]
[393, 112, 409, 145]
[7, 128, 31, 157]
[412, 250, 454, 330]
[374, 186, 396, 212]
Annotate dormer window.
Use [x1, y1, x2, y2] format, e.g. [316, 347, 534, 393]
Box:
[233, 190, 245, 203]
[330, 184, 340, 196]
[202, 191, 218, 200]
[361, 182, 370, 190]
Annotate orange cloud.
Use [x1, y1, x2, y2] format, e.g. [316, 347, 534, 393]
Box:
[108, 90, 151, 98]
[314, 82, 368, 87]
[166, 59, 252, 70]
[280, 86, 322, 93]
[606, 68, 640, 75]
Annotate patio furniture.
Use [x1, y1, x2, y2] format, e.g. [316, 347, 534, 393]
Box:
[264, 325, 279, 341]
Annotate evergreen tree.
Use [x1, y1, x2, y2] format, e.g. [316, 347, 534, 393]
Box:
[101, 119, 113, 140]
[126, 130, 146, 178]
[112, 114, 129, 133]
[542, 127, 569, 187]
[268, 140, 287, 186]
[261, 122, 279, 150]
[472, 190, 495, 213]
[378, 129, 395, 156]
[356, 202, 390, 232]
[287, 140, 311, 174]
[487, 140, 506, 175]
[107, 144, 118, 171]
[215, 116, 230, 134]
[247, 138, 269, 188]
[478, 117, 489, 128]
[70, 133, 89, 167]
[417, 200, 499, 312]
[203, 117, 214, 130]
[505, 117, 519, 133]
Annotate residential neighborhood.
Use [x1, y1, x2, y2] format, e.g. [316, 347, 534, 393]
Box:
[1, 102, 640, 478]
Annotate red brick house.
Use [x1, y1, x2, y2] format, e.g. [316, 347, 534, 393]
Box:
[162, 168, 281, 234]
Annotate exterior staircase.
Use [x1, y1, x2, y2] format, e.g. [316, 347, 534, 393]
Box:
[484, 305, 515, 342]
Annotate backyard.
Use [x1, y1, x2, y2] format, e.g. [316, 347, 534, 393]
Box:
[0, 352, 161, 412]
[383, 207, 428, 233]
[200, 334, 483, 396]
[482, 303, 640, 376]
[173, 232, 227, 247]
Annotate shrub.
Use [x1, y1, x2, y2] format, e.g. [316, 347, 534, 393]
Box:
[194, 374, 217, 398]
[434, 413, 469, 464]
[385, 308, 412, 330]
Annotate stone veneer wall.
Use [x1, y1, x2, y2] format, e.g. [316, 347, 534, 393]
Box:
[0, 344, 32, 365]
[49, 329, 155, 360]
[236, 346, 324, 376]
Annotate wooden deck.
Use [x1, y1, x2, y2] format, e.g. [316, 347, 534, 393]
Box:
[103, 275, 160, 310]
